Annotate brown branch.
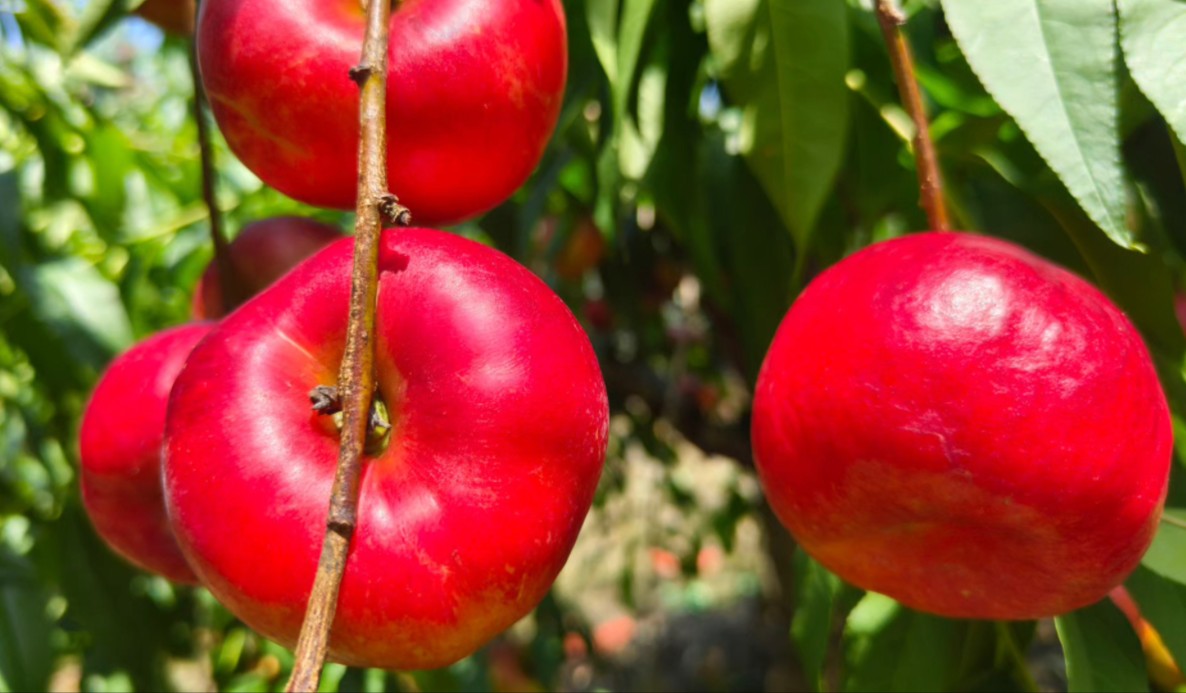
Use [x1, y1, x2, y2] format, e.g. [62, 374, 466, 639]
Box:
[875, 0, 951, 232]
[189, 43, 246, 309]
[284, 0, 395, 689]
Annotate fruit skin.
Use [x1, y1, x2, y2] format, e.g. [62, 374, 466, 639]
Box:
[751, 232, 1170, 620]
[79, 322, 212, 584]
[192, 216, 342, 319]
[134, 0, 195, 36]
[164, 228, 608, 669]
[196, 0, 567, 225]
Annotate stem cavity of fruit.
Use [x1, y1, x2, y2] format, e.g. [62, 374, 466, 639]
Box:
[308, 384, 393, 456]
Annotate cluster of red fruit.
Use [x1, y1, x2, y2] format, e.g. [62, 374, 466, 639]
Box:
[88, 0, 1172, 673]
[81, 0, 609, 671]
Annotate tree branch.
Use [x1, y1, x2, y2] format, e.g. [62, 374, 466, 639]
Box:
[875, 0, 951, 232]
[189, 43, 246, 309]
[284, 0, 397, 688]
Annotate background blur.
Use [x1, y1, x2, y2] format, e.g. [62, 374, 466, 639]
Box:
[3, 0, 1186, 691]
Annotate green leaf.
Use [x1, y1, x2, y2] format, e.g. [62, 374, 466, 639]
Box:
[0, 549, 53, 693]
[842, 594, 1002, 692]
[67, 0, 126, 56]
[1039, 194, 1186, 358]
[587, 0, 621, 85]
[700, 135, 796, 380]
[82, 124, 133, 231]
[586, 0, 660, 114]
[791, 551, 842, 691]
[1119, 0, 1186, 146]
[705, 0, 850, 247]
[941, 0, 1133, 247]
[37, 505, 172, 691]
[1055, 599, 1149, 693]
[17, 257, 133, 369]
[1126, 565, 1186, 671]
[1143, 509, 1186, 585]
[13, 0, 72, 53]
[614, 0, 658, 120]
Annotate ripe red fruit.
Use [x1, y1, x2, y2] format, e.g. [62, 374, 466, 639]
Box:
[79, 323, 211, 583]
[196, 0, 567, 225]
[751, 232, 1170, 619]
[192, 216, 342, 319]
[164, 228, 608, 669]
[134, 0, 195, 36]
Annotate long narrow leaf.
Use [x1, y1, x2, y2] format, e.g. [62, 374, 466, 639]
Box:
[942, 0, 1132, 247]
[1118, 0, 1186, 145]
[1055, 600, 1149, 693]
[705, 0, 849, 248]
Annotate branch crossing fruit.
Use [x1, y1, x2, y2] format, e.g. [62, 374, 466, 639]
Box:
[164, 228, 609, 669]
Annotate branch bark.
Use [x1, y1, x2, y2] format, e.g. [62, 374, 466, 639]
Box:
[284, 0, 396, 688]
[875, 0, 951, 232]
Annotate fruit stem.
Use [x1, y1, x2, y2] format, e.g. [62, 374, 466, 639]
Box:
[284, 0, 397, 688]
[189, 40, 247, 310]
[874, 0, 951, 232]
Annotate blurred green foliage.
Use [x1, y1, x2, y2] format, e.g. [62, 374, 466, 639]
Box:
[2, 0, 1186, 691]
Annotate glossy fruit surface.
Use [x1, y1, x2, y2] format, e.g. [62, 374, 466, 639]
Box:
[196, 0, 567, 224]
[80, 322, 211, 583]
[193, 216, 341, 319]
[751, 232, 1170, 619]
[164, 228, 608, 669]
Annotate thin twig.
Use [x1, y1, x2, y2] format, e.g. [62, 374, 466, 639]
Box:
[284, 0, 394, 689]
[874, 0, 951, 232]
[1161, 513, 1186, 531]
[189, 43, 244, 308]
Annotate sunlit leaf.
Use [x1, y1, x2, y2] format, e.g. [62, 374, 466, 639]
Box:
[942, 0, 1132, 247]
[67, 0, 126, 56]
[17, 257, 132, 369]
[704, 0, 849, 247]
[842, 593, 1009, 692]
[1143, 509, 1186, 586]
[1118, 0, 1186, 146]
[586, 0, 621, 85]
